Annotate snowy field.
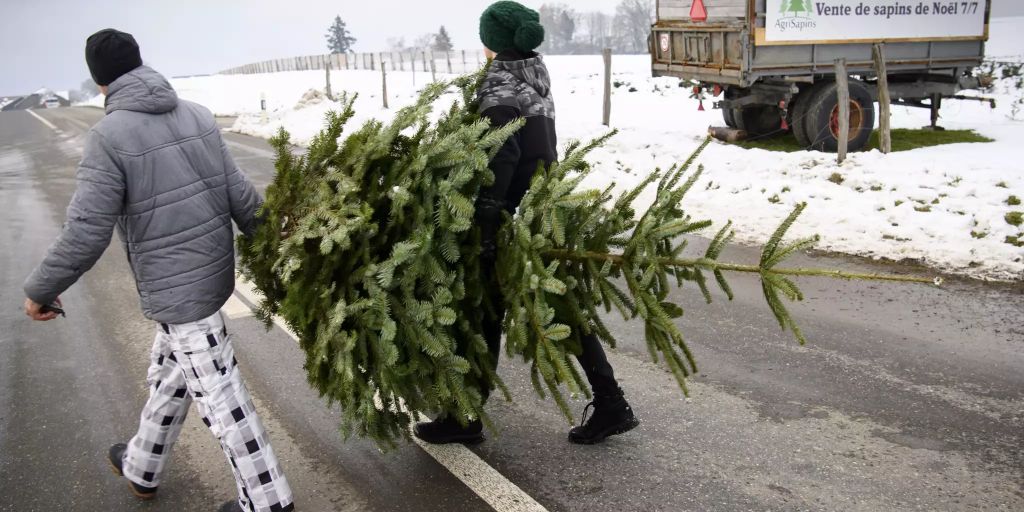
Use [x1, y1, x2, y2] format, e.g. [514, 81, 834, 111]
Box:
[86, 18, 1024, 280]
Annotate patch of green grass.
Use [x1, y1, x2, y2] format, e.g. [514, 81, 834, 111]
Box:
[870, 185, 883, 191]
[996, 181, 1008, 188]
[768, 194, 781, 204]
[828, 173, 845, 185]
[971, 230, 988, 239]
[894, 200, 904, 207]
[734, 128, 993, 153]
[1008, 195, 1021, 206]
[1006, 211, 1023, 226]
[914, 205, 932, 212]
[1007, 235, 1024, 247]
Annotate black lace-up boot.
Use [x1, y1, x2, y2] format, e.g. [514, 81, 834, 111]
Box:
[567, 388, 639, 444]
[413, 416, 485, 444]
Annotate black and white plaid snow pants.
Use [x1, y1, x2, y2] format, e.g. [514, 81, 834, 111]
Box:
[121, 311, 294, 512]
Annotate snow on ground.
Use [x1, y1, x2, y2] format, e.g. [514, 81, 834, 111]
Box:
[87, 18, 1024, 280]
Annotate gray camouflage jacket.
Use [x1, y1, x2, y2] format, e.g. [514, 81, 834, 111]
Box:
[23, 66, 261, 324]
[474, 51, 559, 258]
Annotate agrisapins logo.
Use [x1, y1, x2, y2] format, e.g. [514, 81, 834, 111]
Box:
[775, 0, 817, 32]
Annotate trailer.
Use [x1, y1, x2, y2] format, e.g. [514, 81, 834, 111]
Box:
[650, 0, 991, 151]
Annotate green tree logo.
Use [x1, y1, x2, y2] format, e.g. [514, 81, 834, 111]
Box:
[779, 0, 812, 17]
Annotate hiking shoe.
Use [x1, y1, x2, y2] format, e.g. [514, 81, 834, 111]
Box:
[108, 443, 158, 499]
[568, 389, 640, 444]
[219, 499, 295, 512]
[413, 416, 484, 444]
[219, 500, 243, 512]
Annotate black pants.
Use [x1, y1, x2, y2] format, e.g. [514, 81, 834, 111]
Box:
[478, 264, 619, 401]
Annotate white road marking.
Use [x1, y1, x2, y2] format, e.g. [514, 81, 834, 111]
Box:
[411, 437, 549, 512]
[63, 115, 94, 133]
[231, 275, 550, 512]
[222, 293, 254, 320]
[26, 109, 60, 132]
[223, 137, 276, 159]
[233, 276, 299, 339]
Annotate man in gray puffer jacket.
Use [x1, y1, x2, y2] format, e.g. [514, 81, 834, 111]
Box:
[22, 29, 293, 512]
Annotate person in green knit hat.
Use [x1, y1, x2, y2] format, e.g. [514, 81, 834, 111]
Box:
[413, 0, 641, 446]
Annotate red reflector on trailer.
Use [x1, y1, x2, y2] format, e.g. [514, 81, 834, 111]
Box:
[690, 0, 708, 22]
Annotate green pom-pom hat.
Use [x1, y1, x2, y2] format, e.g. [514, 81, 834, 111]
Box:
[479, 1, 545, 54]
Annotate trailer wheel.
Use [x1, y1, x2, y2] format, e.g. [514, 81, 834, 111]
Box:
[723, 106, 737, 128]
[790, 82, 830, 149]
[734, 105, 784, 138]
[805, 80, 875, 152]
[722, 88, 738, 128]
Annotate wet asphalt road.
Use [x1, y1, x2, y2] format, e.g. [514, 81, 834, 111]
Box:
[1, 107, 1021, 512]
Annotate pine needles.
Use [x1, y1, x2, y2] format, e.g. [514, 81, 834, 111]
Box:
[238, 74, 935, 448]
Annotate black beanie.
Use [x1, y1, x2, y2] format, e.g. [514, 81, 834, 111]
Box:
[85, 29, 143, 86]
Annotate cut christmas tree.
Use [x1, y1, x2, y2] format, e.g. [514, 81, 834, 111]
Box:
[237, 70, 934, 448]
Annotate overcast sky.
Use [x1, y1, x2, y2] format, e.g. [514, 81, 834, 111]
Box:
[0, 0, 620, 96]
[2, 0, 1022, 96]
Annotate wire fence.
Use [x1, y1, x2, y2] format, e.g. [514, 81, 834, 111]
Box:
[219, 50, 489, 76]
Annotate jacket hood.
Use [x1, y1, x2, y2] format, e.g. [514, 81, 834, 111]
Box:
[104, 65, 178, 115]
[490, 55, 551, 98]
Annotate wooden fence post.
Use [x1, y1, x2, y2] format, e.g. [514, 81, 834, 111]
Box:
[421, 50, 428, 75]
[462, 50, 467, 72]
[399, 52, 405, 71]
[325, 60, 333, 100]
[835, 58, 850, 164]
[429, 51, 436, 81]
[872, 43, 892, 154]
[446, 51, 453, 74]
[382, 63, 389, 109]
[602, 49, 612, 126]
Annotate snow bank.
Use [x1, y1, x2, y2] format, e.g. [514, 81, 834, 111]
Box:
[88, 19, 1024, 280]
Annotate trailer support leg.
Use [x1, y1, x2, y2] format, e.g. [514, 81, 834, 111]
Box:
[927, 93, 945, 131]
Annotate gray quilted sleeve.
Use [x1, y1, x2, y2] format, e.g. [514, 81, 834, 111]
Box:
[23, 130, 125, 304]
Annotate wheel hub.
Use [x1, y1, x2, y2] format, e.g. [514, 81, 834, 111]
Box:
[830, 101, 865, 141]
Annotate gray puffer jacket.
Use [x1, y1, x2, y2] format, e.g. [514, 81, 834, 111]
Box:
[23, 66, 261, 324]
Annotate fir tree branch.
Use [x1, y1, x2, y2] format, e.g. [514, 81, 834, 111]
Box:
[541, 249, 937, 284]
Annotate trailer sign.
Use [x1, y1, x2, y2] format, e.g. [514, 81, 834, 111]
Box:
[764, 0, 987, 44]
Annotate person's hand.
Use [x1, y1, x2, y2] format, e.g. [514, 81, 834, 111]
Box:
[24, 297, 61, 321]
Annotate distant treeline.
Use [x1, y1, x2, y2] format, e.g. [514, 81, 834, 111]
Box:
[537, 0, 654, 55]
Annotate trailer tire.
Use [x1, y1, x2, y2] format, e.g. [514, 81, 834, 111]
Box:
[722, 88, 738, 128]
[723, 106, 737, 128]
[805, 80, 875, 152]
[790, 82, 830, 149]
[734, 105, 784, 138]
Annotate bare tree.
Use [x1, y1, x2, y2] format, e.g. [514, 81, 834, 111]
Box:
[386, 37, 408, 52]
[539, 4, 578, 54]
[413, 33, 435, 50]
[613, 0, 654, 53]
[580, 11, 613, 52]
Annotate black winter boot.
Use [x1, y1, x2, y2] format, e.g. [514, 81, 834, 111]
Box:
[107, 443, 158, 499]
[568, 389, 639, 444]
[413, 416, 484, 444]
